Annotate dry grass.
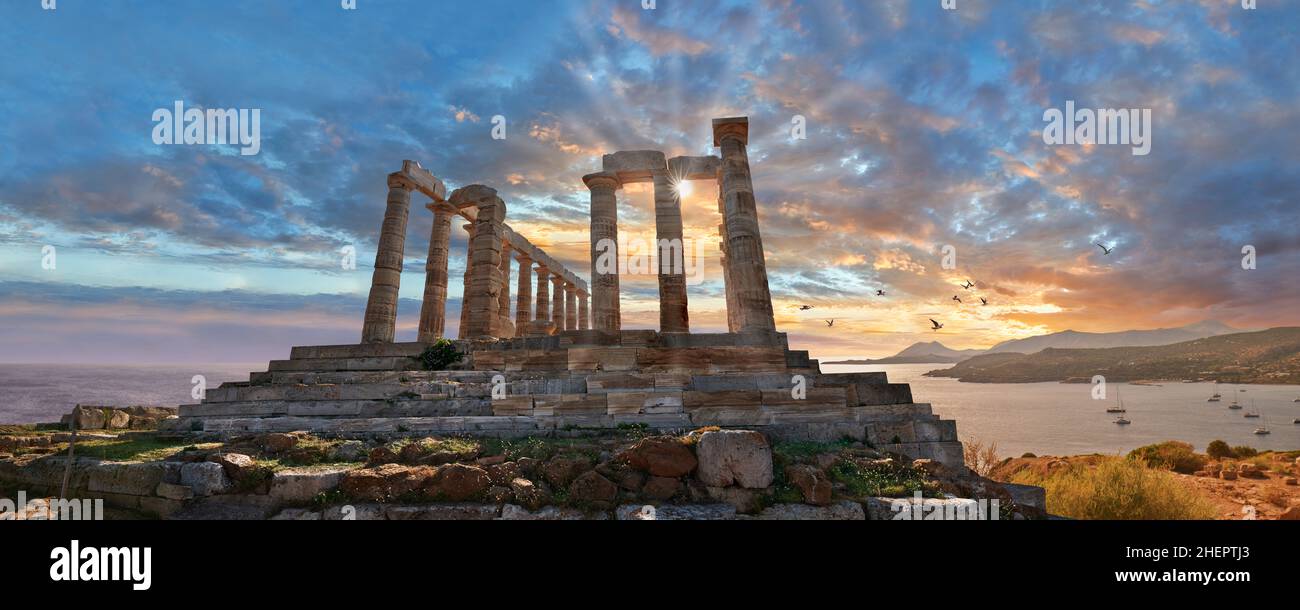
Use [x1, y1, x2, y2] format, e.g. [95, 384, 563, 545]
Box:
[963, 438, 1001, 477]
[1010, 457, 1217, 520]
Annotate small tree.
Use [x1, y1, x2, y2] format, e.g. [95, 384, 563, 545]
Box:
[1206, 440, 1234, 460]
[417, 339, 463, 371]
[963, 438, 1001, 477]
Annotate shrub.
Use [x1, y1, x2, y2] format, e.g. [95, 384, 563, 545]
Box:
[1126, 441, 1207, 474]
[963, 438, 1001, 477]
[1231, 445, 1258, 458]
[1206, 440, 1234, 460]
[1009, 457, 1216, 520]
[417, 339, 463, 370]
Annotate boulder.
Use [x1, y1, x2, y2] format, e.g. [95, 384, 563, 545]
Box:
[209, 453, 257, 482]
[785, 464, 833, 506]
[429, 464, 492, 501]
[1279, 506, 1300, 521]
[542, 455, 592, 488]
[270, 467, 348, 505]
[1220, 470, 1238, 481]
[1284, 477, 1298, 486]
[180, 462, 231, 496]
[485, 461, 521, 486]
[327, 440, 368, 462]
[485, 485, 513, 504]
[339, 464, 435, 502]
[695, 430, 773, 488]
[104, 409, 131, 429]
[618, 436, 698, 477]
[367, 445, 399, 465]
[569, 471, 618, 507]
[69, 405, 107, 430]
[705, 486, 763, 513]
[641, 476, 681, 502]
[510, 477, 550, 511]
[259, 433, 298, 453]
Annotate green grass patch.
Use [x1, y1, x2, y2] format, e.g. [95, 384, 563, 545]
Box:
[66, 435, 216, 462]
[828, 458, 937, 499]
[772, 439, 855, 463]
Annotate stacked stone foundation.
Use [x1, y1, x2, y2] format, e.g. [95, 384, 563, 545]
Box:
[178, 331, 963, 466]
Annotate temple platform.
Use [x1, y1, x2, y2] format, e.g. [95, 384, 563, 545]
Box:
[176, 330, 964, 465]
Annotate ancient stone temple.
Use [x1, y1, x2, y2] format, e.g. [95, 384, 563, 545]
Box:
[177, 117, 964, 466]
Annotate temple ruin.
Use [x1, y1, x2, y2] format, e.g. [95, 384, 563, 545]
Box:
[177, 117, 965, 466]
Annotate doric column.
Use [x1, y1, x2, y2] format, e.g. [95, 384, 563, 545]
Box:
[584, 172, 621, 332]
[578, 291, 589, 330]
[652, 169, 689, 333]
[551, 274, 565, 330]
[534, 264, 550, 323]
[464, 196, 508, 339]
[515, 253, 533, 330]
[417, 202, 457, 342]
[719, 220, 739, 333]
[564, 284, 577, 331]
[713, 117, 775, 333]
[497, 239, 514, 338]
[457, 223, 475, 339]
[361, 174, 414, 343]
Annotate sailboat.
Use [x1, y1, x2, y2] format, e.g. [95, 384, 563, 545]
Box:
[1106, 388, 1127, 413]
[1228, 385, 1243, 410]
[1114, 415, 1131, 425]
[1243, 399, 1261, 418]
[1207, 381, 1221, 402]
[1254, 417, 1270, 435]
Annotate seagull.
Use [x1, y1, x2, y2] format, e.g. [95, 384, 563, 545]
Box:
[876, 290, 886, 296]
[961, 280, 975, 290]
[930, 318, 944, 331]
[952, 295, 962, 304]
[1095, 243, 1114, 256]
[797, 305, 815, 311]
[980, 297, 988, 306]
[825, 319, 835, 327]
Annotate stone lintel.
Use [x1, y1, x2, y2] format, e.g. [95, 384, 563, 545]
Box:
[396, 160, 448, 201]
[712, 117, 749, 146]
[601, 150, 667, 184]
[667, 155, 721, 181]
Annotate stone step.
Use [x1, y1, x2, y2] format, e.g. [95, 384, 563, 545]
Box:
[204, 381, 493, 403]
[289, 342, 430, 360]
[267, 356, 416, 372]
[260, 370, 499, 386]
[179, 398, 490, 419]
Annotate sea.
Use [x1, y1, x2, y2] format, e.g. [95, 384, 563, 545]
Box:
[2, 362, 1298, 457]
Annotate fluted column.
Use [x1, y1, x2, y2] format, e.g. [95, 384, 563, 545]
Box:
[719, 219, 739, 333]
[497, 240, 514, 338]
[457, 223, 475, 339]
[713, 117, 775, 332]
[464, 196, 508, 339]
[417, 202, 456, 342]
[551, 275, 565, 330]
[578, 291, 589, 330]
[515, 254, 533, 330]
[564, 284, 577, 331]
[584, 172, 621, 332]
[652, 170, 689, 333]
[534, 264, 550, 324]
[361, 174, 414, 343]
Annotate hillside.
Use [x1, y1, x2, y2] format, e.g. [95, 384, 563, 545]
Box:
[825, 341, 981, 364]
[984, 320, 1241, 354]
[924, 327, 1300, 384]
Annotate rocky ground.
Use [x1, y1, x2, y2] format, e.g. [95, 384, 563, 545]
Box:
[989, 451, 1300, 520]
[1, 413, 1040, 520]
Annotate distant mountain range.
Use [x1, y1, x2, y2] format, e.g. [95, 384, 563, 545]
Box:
[824, 320, 1245, 365]
[923, 327, 1300, 384]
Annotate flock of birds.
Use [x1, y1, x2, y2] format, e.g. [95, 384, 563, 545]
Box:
[795, 242, 1117, 333]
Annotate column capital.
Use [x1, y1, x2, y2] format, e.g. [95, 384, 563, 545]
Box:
[426, 201, 458, 216]
[515, 251, 533, 264]
[712, 116, 749, 146]
[583, 171, 622, 191]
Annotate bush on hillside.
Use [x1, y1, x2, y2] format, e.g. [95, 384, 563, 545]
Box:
[1126, 441, 1207, 474]
[1009, 457, 1216, 520]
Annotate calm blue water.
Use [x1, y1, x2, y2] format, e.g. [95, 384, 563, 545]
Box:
[3, 362, 1297, 457]
[0, 364, 258, 425]
[823, 363, 1300, 457]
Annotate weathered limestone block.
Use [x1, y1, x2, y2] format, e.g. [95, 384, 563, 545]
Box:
[618, 436, 698, 477]
[567, 348, 638, 372]
[499, 504, 595, 520]
[864, 497, 990, 520]
[615, 504, 737, 521]
[757, 501, 865, 520]
[155, 482, 194, 501]
[695, 430, 773, 488]
[491, 396, 534, 416]
[180, 462, 231, 497]
[322, 503, 386, 520]
[586, 372, 655, 393]
[270, 508, 323, 520]
[606, 391, 683, 415]
[385, 504, 499, 520]
[87, 462, 171, 497]
[269, 467, 349, 505]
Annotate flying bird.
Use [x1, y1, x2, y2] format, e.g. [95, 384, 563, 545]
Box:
[952, 295, 962, 304]
[825, 319, 835, 327]
[1095, 243, 1114, 255]
[980, 297, 988, 306]
[876, 290, 886, 296]
[797, 305, 815, 311]
[930, 318, 944, 331]
[961, 280, 975, 290]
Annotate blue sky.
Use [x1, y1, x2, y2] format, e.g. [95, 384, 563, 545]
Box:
[1, 0, 1297, 363]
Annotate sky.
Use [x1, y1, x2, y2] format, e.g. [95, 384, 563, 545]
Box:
[0, 0, 1297, 363]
